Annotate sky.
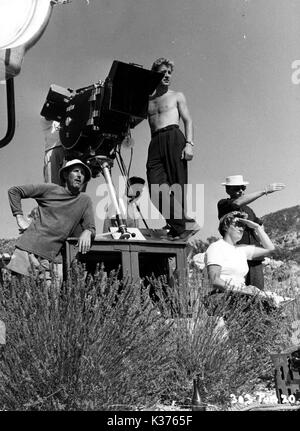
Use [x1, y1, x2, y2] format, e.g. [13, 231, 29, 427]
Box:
[0, 0, 300, 241]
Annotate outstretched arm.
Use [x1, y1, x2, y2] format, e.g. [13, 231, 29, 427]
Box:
[233, 183, 285, 206]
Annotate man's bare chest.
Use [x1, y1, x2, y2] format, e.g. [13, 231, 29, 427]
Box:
[148, 94, 177, 115]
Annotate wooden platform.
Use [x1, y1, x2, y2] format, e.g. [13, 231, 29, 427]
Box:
[62, 228, 189, 282]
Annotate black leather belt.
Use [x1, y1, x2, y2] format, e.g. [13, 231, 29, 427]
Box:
[151, 124, 179, 137]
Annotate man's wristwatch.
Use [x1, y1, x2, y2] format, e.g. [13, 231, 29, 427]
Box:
[186, 141, 194, 146]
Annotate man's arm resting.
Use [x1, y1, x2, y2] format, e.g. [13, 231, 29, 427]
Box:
[78, 229, 93, 254]
[177, 92, 193, 142]
[177, 92, 194, 161]
[78, 197, 96, 253]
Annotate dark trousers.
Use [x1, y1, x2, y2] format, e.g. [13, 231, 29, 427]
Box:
[246, 260, 264, 291]
[146, 125, 187, 235]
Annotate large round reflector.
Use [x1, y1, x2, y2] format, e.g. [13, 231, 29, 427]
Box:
[0, 0, 52, 50]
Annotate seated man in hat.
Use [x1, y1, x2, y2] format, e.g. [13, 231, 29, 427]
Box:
[217, 175, 285, 290]
[6, 159, 95, 281]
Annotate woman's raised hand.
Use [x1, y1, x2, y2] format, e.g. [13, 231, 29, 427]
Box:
[237, 218, 260, 230]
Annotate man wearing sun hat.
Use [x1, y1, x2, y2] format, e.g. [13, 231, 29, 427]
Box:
[217, 175, 285, 290]
[6, 159, 95, 279]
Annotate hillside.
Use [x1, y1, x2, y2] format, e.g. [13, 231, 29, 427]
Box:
[262, 205, 300, 263]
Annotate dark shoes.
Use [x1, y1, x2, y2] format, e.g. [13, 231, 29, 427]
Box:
[162, 221, 200, 241]
[183, 216, 196, 223]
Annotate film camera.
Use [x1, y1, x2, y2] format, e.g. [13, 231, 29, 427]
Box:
[40, 60, 162, 238]
[40, 60, 162, 175]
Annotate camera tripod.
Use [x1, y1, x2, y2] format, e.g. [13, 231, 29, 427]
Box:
[85, 155, 136, 240]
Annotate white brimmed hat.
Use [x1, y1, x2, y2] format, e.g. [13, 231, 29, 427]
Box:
[221, 175, 249, 186]
[59, 159, 92, 183]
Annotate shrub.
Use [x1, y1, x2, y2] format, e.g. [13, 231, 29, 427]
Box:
[0, 262, 295, 410]
[0, 238, 16, 255]
[0, 264, 176, 410]
[147, 268, 293, 408]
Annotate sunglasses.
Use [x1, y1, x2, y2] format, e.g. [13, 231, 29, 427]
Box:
[229, 185, 246, 191]
[232, 220, 245, 229]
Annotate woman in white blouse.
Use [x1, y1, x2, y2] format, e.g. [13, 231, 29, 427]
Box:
[205, 211, 292, 307]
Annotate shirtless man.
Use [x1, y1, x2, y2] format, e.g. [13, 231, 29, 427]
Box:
[147, 57, 198, 239]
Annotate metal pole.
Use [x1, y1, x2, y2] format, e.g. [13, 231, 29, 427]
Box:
[0, 78, 15, 149]
[135, 203, 149, 229]
[101, 160, 130, 239]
